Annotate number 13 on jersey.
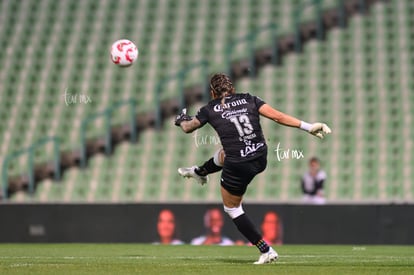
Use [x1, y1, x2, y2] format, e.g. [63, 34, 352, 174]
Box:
[230, 115, 253, 137]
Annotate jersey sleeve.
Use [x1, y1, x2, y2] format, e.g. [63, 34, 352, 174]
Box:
[195, 105, 209, 126]
[252, 94, 266, 109]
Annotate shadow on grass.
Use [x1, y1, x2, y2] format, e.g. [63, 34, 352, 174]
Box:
[217, 259, 254, 264]
[176, 256, 252, 264]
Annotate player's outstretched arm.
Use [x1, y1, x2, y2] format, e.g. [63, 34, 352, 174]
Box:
[179, 117, 202, 133]
[258, 104, 332, 139]
[259, 104, 301, 127]
[174, 108, 201, 133]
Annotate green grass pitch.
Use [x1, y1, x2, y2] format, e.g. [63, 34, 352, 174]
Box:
[0, 244, 413, 274]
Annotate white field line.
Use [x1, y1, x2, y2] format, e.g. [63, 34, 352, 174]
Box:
[1, 254, 413, 260]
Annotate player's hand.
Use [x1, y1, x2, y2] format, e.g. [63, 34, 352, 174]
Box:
[174, 108, 193, 126]
[308, 123, 332, 139]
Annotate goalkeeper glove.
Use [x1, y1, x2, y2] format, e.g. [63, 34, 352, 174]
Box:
[174, 108, 193, 126]
[300, 121, 332, 139]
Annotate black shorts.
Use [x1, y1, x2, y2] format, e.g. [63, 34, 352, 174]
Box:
[220, 153, 267, 196]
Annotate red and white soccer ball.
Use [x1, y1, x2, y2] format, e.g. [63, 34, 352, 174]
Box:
[110, 39, 139, 67]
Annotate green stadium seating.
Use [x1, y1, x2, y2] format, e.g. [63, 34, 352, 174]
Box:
[3, 0, 414, 203]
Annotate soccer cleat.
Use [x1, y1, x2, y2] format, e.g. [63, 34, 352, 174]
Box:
[253, 247, 278, 265]
[178, 166, 208, 185]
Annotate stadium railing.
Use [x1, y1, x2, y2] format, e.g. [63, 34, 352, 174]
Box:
[2, 136, 61, 200]
[80, 99, 137, 168]
[293, 0, 325, 53]
[226, 22, 279, 79]
[154, 60, 209, 129]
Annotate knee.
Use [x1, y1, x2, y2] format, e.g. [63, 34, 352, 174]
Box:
[223, 204, 244, 219]
[214, 149, 225, 167]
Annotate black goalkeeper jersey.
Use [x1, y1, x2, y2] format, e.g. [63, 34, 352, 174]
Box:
[196, 93, 267, 163]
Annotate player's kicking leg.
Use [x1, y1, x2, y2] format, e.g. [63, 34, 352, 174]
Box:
[178, 148, 224, 185]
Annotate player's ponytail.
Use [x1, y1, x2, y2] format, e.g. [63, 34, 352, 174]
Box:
[210, 73, 235, 109]
[220, 92, 228, 108]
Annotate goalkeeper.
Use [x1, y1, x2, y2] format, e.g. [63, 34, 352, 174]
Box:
[175, 73, 331, 264]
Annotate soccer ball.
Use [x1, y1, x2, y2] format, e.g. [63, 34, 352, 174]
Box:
[110, 39, 139, 67]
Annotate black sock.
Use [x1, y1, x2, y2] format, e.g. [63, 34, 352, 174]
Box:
[195, 158, 222, 176]
[233, 213, 269, 253]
